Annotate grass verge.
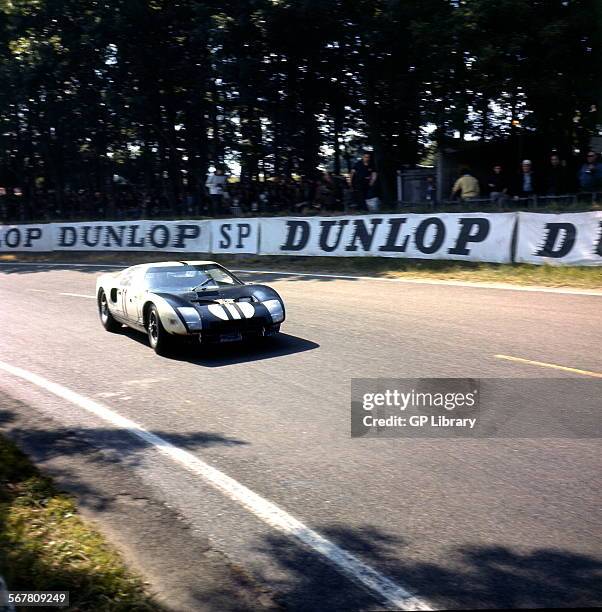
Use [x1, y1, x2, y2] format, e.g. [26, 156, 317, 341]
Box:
[297, 258, 602, 289]
[2, 251, 601, 290]
[0, 435, 160, 611]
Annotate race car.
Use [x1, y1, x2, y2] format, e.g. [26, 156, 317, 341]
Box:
[96, 261, 285, 354]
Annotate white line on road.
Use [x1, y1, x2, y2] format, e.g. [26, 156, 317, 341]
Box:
[0, 360, 431, 612]
[26, 288, 95, 299]
[60, 292, 95, 299]
[2, 261, 601, 296]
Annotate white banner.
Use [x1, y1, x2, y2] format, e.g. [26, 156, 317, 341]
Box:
[2, 212, 600, 265]
[52, 220, 211, 252]
[259, 213, 516, 263]
[210, 218, 259, 254]
[516, 211, 602, 266]
[0, 224, 53, 251]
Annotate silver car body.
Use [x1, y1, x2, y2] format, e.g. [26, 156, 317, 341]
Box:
[96, 260, 285, 341]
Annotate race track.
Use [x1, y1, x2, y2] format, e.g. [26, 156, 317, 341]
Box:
[1, 263, 601, 610]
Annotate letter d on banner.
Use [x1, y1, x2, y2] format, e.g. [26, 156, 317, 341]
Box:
[282, 220, 310, 251]
[516, 211, 602, 266]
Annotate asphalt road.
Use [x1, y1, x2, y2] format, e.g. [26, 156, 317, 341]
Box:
[0, 263, 601, 610]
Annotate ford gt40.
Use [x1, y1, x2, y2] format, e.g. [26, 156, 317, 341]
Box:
[96, 261, 285, 354]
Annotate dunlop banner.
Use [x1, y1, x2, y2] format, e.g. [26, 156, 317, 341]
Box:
[1, 211, 601, 266]
[259, 213, 516, 263]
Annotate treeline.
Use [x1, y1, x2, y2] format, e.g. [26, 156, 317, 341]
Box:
[0, 0, 599, 207]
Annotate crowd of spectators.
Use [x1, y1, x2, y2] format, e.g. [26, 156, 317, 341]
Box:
[0, 171, 354, 223]
[450, 150, 602, 204]
[1, 150, 600, 223]
[202, 169, 353, 217]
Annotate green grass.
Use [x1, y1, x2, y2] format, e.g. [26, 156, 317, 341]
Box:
[3, 251, 602, 289]
[0, 436, 161, 611]
[224, 256, 602, 289]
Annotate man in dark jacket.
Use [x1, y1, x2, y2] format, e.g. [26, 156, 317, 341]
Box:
[545, 153, 569, 196]
[349, 152, 377, 210]
[513, 160, 538, 197]
[578, 150, 602, 192]
[487, 164, 509, 205]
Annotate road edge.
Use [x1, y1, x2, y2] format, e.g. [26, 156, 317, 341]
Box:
[0, 393, 277, 612]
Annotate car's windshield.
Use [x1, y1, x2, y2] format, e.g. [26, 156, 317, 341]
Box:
[144, 265, 242, 292]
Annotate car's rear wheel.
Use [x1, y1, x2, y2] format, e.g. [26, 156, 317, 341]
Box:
[98, 289, 121, 332]
[147, 304, 173, 355]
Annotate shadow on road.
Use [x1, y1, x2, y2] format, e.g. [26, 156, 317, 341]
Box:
[181, 333, 320, 367]
[0, 397, 248, 512]
[252, 525, 602, 610]
[0, 431, 171, 610]
[118, 328, 320, 366]
[1, 399, 601, 610]
[0, 409, 16, 425]
[0, 397, 275, 610]
[0, 263, 122, 275]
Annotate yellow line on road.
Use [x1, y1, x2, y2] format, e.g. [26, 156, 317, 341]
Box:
[494, 354, 602, 378]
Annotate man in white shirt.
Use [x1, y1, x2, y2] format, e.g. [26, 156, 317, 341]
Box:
[205, 166, 228, 216]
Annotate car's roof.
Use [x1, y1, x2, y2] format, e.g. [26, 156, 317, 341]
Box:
[183, 260, 219, 266]
[129, 260, 218, 270]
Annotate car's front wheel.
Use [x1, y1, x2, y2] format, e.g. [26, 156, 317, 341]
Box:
[146, 304, 173, 355]
[98, 289, 121, 332]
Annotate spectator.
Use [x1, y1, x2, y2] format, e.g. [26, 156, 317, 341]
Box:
[92, 191, 106, 219]
[205, 166, 228, 216]
[258, 188, 269, 213]
[545, 153, 568, 196]
[312, 172, 331, 211]
[424, 175, 437, 204]
[487, 164, 508, 205]
[183, 190, 198, 216]
[349, 152, 377, 210]
[578, 150, 602, 192]
[451, 167, 480, 201]
[513, 159, 538, 197]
